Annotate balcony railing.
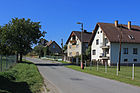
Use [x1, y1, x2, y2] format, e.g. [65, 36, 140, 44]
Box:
[99, 53, 109, 59]
[100, 42, 109, 48]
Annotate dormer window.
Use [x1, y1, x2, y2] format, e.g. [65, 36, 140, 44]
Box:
[128, 35, 134, 40]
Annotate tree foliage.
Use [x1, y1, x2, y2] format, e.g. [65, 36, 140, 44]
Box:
[85, 46, 91, 60]
[0, 18, 46, 62]
[34, 44, 49, 58]
[63, 44, 67, 51]
[34, 45, 44, 58]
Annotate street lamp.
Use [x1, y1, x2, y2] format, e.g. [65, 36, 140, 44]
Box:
[77, 22, 84, 69]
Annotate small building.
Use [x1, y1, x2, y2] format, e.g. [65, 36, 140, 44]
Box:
[66, 31, 92, 61]
[89, 21, 140, 66]
[45, 40, 62, 55]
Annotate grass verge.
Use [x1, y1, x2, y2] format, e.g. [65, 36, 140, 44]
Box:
[66, 65, 140, 87]
[58, 61, 70, 64]
[0, 60, 44, 93]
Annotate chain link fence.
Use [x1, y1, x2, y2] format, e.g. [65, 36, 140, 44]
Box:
[0, 55, 16, 72]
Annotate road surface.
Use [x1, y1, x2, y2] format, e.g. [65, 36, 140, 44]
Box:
[26, 57, 140, 93]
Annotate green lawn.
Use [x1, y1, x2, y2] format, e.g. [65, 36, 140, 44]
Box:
[58, 61, 71, 64]
[66, 64, 140, 87]
[0, 60, 44, 93]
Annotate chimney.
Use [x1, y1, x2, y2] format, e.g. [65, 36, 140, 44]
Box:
[128, 21, 131, 30]
[115, 20, 118, 27]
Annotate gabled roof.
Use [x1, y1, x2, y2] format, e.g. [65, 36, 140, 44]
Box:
[46, 41, 53, 46]
[45, 41, 62, 49]
[66, 31, 92, 44]
[89, 22, 140, 45]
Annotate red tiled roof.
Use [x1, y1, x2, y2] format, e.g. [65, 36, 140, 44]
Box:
[89, 22, 140, 45]
[66, 31, 92, 44]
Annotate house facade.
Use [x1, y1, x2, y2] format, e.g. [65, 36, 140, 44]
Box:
[45, 40, 62, 55]
[89, 21, 140, 66]
[66, 31, 92, 58]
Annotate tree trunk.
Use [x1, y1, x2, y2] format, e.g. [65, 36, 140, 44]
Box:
[20, 52, 23, 62]
[16, 52, 19, 63]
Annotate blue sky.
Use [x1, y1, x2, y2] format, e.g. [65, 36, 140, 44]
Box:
[0, 0, 140, 46]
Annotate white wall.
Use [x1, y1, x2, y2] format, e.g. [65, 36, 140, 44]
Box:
[91, 27, 104, 60]
[67, 36, 81, 57]
[111, 43, 140, 63]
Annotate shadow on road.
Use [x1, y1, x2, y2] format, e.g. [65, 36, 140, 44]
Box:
[35, 63, 73, 67]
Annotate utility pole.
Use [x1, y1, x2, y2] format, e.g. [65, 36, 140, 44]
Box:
[61, 39, 64, 61]
[118, 24, 122, 71]
[77, 22, 84, 69]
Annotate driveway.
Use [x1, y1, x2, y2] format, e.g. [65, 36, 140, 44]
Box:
[25, 57, 140, 93]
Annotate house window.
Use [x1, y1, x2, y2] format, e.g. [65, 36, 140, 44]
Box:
[53, 45, 55, 48]
[69, 52, 72, 56]
[123, 48, 128, 54]
[105, 38, 108, 44]
[133, 59, 137, 62]
[69, 45, 71, 49]
[106, 49, 109, 54]
[76, 44, 79, 48]
[92, 50, 96, 55]
[133, 48, 138, 54]
[124, 59, 128, 62]
[85, 44, 88, 48]
[76, 52, 79, 55]
[128, 35, 134, 40]
[96, 39, 99, 45]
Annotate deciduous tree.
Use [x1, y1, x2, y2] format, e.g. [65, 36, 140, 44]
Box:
[1, 18, 46, 62]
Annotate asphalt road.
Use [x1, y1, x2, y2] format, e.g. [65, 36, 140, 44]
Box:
[26, 57, 140, 93]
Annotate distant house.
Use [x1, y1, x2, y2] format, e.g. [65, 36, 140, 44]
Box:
[45, 40, 62, 55]
[66, 31, 92, 60]
[39, 38, 48, 46]
[89, 21, 140, 66]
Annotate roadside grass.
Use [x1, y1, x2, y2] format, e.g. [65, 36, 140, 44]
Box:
[0, 60, 44, 93]
[66, 65, 140, 87]
[58, 61, 70, 64]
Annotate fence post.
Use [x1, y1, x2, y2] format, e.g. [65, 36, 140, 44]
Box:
[85, 60, 87, 68]
[105, 62, 107, 73]
[6, 55, 8, 69]
[132, 64, 135, 80]
[15, 55, 16, 64]
[90, 61, 92, 70]
[76, 57, 79, 65]
[97, 61, 98, 71]
[117, 62, 118, 76]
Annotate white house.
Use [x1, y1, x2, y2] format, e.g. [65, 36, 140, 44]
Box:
[89, 21, 140, 66]
[66, 31, 92, 59]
